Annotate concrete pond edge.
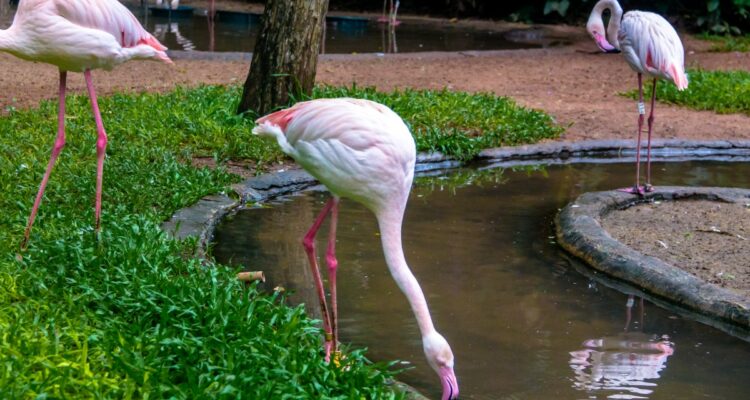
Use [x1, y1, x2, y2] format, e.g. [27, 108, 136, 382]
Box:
[162, 138, 750, 249]
[555, 186, 750, 333]
[160, 139, 750, 398]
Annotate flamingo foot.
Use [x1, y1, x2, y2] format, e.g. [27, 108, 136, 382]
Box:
[644, 183, 655, 193]
[617, 186, 646, 196]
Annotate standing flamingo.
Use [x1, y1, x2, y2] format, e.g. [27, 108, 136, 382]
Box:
[254, 98, 459, 400]
[0, 0, 171, 248]
[587, 0, 688, 195]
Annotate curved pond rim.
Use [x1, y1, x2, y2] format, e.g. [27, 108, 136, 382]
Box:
[162, 139, 750, 254]
[556, 186, 750, 340]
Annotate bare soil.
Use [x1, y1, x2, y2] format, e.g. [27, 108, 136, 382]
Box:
[602, 200, 750, 298]
[1, 6, 748, 296]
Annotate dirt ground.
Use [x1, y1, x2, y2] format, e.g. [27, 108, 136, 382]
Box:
[0, 6, 749, 296]
[602, 200, 750, 298]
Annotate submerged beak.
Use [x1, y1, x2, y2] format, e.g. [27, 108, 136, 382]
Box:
[440, 366, 459, 400]
[594, 33, 619, 53]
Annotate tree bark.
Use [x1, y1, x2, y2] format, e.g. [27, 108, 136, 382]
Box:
[237, 0, 329, 115]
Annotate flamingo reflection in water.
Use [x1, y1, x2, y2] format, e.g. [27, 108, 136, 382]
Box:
[569, 295, 674, 398]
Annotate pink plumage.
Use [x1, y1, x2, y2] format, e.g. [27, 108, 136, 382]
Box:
[254, 98, 459, 400]
[0, 0, 172, 248]
[587, 0, 688, 194]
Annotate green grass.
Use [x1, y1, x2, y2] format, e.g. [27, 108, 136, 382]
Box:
[701, 33, 750, 52]
[0, 84, 561, 398]
[623, 69, 750, 115]
[315, 86, 564, 160]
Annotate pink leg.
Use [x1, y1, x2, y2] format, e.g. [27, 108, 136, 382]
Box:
[302, 198, 336, 361]
[84, 70, 108, 233]
[624, 294, 634, 331]
[21, 70, 68, 250]
[644, 79, 657, 192]
[325, 197, 340, 357]
[619, 73, 646, 196]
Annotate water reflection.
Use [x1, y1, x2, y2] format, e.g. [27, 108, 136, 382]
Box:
[213, 161, 750, 399]
[570, 295, 675, 399]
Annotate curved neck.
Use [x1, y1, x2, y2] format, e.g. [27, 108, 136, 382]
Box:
[592, 0, 623, 49]
[377, 207, 436, 338]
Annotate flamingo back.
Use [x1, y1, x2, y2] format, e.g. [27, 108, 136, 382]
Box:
[620, 11, 688, 90]
[254, 98, 417, 212]
[52, 0, 166, 51]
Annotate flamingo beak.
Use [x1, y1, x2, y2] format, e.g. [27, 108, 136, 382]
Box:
[593, 33, 619, 53]
[439, 366, 459, 400]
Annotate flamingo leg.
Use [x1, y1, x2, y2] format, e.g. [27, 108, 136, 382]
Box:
[302, 198, 336, 362]
[325, 197, 340, 361]
[624, 294, 634, 331]
[83, 70, 108, 234]
[21, 70, 68, 250]
[644, 79, 657, 192]
[619, 73, 646, 195]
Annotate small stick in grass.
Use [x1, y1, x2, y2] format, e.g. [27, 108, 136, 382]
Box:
[237, 271, 265, 282]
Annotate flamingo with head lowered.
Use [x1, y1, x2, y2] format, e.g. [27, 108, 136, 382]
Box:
[587, 0, 688, 195]
[0, 0, 171, 249]
[254, 98, 459, 400]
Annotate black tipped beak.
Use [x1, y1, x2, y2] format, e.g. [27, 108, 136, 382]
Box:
[605, 48, 621, 54]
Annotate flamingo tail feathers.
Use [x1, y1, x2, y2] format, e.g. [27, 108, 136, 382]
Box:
[253, 109, 298, 156]
[670, 64, 688, 91]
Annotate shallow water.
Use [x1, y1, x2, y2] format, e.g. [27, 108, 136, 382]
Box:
[213, 161, 750, 400]
[0, 2, 561, 53]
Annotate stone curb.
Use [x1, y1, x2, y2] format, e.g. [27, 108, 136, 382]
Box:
[555, 186, 750, 331]
[162, 139, 750, 254]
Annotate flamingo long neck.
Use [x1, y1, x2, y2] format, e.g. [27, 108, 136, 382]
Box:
[376, 206, 437, 338]
[592, 0, 623, 49]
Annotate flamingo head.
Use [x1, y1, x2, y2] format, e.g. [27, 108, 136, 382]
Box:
[586, 23, 619, 53]
[423, 332, 459, 400]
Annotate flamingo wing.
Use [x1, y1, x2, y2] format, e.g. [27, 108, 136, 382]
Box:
[620, 11, 687, 89]
[52, 0, 166, 50]
[255, 99, 416, 208]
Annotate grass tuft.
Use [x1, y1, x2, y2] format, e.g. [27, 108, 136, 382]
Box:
[701, 33, 750, 52]
[622, 69, 750, 115]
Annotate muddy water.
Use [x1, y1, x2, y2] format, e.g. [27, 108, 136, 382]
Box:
[212, 161, 750, 399]
[0, 2, 562, 54]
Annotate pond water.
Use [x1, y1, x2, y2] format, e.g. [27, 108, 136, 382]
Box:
[0, 2, 563, 53]
[212, 160, 750, 400]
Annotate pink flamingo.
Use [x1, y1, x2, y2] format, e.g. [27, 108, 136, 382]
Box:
[0, 0, 171, 248]
[587, 0, 688, 195]
[254, 98, 458, 400]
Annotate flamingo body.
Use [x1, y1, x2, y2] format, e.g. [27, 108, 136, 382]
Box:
[254, 98, 458, 400]
[618, 11, 688, 89]
[587, 0, 688, 194]
[0, 0, 171, 248]
[1, 0, 169, 72]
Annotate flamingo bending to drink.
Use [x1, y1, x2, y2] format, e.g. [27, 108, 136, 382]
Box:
[587, 0, 688, 195]
[254, 98, 458, 400]
[0, 0, 171, 248]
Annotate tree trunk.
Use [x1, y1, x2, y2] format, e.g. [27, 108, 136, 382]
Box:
[237, 0, 329, 115]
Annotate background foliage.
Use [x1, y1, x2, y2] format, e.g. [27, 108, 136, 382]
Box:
[328, 0, 750, 33]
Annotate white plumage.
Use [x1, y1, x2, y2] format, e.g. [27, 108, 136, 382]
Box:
[254, 98, 458, 400]
[587, 0, 688, 194]
[0, 0, 171, 248]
